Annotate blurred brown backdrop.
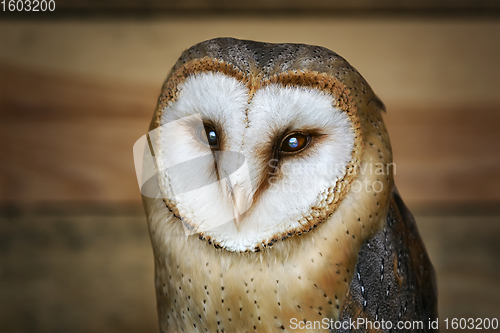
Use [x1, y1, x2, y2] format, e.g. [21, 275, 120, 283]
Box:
[1, 1, 499, 332]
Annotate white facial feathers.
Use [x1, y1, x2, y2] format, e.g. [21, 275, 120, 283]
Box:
[154, 72, 355, 251]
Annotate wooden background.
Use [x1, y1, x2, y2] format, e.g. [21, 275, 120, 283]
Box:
[0, 10, 499, 333]
[1, 0, 499, 16]
[1, 18, 498, 205]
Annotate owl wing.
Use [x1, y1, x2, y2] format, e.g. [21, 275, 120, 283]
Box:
[336, 186, 438, 332]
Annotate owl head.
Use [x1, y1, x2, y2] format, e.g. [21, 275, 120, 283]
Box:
[137, 38, 392, 253]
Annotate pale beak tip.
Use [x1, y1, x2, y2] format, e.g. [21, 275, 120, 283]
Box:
[233, 208, 242, 231]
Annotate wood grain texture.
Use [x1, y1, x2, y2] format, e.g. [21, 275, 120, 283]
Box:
[0, 205, 158, 333]
[386, 106, 500, 204]
[1, 62, 498, 205]
[0, 205, 497, 333]
[0, 63, 157, 202]
[1, 0, 498, 16]
[0, 18, 498, 205]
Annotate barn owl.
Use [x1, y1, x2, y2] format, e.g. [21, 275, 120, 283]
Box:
[136, 38, 438, 332]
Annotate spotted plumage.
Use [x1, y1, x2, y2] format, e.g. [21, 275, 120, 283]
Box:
[140, 37, 438, 332]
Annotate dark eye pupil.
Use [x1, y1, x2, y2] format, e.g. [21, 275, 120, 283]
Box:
[280, 133, 310, 153]
[288, 137, 299, 148]
[207, 130, 217, 145]
[196, 125, 218, 148]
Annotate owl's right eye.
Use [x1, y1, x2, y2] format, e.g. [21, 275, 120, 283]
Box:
[279, 132, 311, 154]
[196, 125, 218, 148]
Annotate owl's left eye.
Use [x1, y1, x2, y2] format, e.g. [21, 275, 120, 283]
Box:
[279, 133, 311, 154]
[196, 125, 218, 148]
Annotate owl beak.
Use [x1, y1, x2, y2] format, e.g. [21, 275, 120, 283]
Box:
[231, 187, 247, 231]
[232, 204, 242, 230]
[225, 177, 248, 231]
[215, 150, 253, 231]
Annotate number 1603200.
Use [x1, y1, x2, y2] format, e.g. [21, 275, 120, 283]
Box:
[444, 318, 498, 330]
[1, 0, 55, 11]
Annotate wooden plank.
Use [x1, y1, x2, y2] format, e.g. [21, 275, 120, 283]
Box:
[0, 206, 498, 332]
[0, 18, 498, 205]
[1, 63, 498, 205]
[385, 106, 500, 204]
[1, 19, 498, 108]
[0, 64, 156, 203]
[0, 206, 158, 333]
[1, 0, 498, 16]
[417, 213, 500, 331]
